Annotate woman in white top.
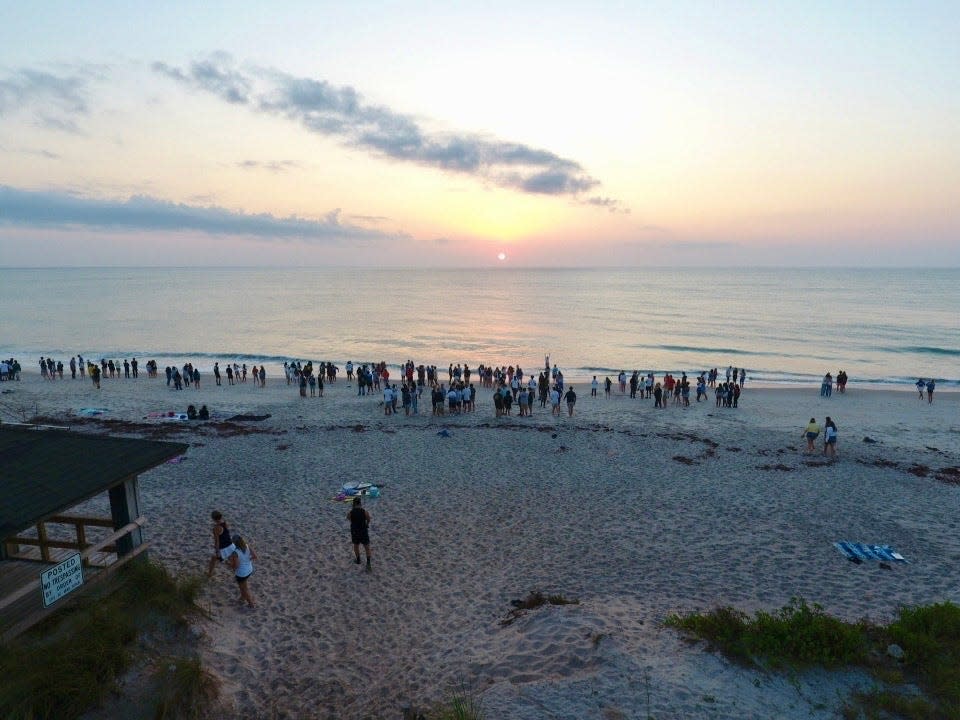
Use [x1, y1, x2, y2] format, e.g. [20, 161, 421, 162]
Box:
[823, 417, 838, 461]
[229, 535, 258, 608]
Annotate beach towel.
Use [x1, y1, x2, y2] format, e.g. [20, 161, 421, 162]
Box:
[342, 481, 374, 495]
[333, 486, 380, 502]
[227, 413, 272, 422]
[79, 407, 109, 416]
[834, 541, 907, 564]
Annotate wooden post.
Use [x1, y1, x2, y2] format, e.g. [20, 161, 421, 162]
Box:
[76, 520, 88, 566]
[1, 535, 16, 560]
[108, 476, 144, 557]
[36, 523, 50, 562]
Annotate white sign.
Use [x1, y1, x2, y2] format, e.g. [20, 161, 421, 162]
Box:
[41, 553, 84, 608]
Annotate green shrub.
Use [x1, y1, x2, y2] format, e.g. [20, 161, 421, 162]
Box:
[668, 599, 960, 719]
[0, 559, 207, 720]
[666, 598, 869, 668]
[888, 602, 960, 716]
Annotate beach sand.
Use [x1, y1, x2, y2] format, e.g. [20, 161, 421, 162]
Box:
[4, 372, 959, 719]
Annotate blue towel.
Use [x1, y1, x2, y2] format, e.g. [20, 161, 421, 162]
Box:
[834, 541, 907, 564]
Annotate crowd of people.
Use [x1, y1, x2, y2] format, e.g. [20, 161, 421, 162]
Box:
[0, 358, 21, 381]
[12, 354, 945, 418]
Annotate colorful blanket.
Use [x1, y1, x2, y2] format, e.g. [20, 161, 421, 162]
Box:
[834, 541, 907, 564]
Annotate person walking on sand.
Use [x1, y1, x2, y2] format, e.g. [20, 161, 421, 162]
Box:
[348, 497, 372, 570]
[916, 378, 925, 400]
[207, 510, 236, 576]
[803, 418, 821, 454]
[228, 535, 257, 607]
[823, 417, 838, 460]
[926, 378, 935, 404]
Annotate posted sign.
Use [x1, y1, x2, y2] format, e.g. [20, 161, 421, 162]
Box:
[41, 553, 84, 608]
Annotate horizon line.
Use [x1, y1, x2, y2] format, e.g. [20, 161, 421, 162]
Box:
[2, 264, 959, 271]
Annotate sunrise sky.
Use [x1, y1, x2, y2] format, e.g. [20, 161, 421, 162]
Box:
[1, 1, 958, 266]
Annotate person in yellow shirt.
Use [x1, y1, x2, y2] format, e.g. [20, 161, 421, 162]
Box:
[803, 418, 821, 453]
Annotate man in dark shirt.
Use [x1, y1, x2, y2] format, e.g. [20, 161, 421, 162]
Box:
[348, 498, 372, 570]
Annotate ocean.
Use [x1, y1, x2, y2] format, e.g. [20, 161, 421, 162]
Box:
[1, 267, 957, 388]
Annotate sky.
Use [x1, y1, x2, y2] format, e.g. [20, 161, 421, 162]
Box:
[1, 1, 958, 267]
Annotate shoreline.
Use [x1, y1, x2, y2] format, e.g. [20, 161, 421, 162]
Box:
[3, 365, 957, 393]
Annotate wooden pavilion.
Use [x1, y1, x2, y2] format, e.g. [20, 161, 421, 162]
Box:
[0, 424, 188, 640]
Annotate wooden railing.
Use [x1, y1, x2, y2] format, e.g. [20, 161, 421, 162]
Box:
[5, 514, 118, 565]
[0, 517, 148, 614]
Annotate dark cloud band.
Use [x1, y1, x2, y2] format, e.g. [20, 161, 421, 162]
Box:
[0, 185, 400, 244]
[153, 54, 619, 207]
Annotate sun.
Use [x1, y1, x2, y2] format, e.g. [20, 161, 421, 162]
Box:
[497, 252, 507, 261]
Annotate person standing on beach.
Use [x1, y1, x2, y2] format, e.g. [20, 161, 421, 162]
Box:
[926, 379, 935, 403]
[591, 376, 598, 397]
[604, 376, 612, 397]
[214, 362, 222, 386]
[564, 386, 577, 416]
[258, 365, 266, 387]
[228, 535, 257, 608]
[803, 418, 821, 453]
[550, 386, 561, 416]
[823, 417, 838, 460]
[348, 497, 372, 570]
[207, 510, 236, 577]
[916, 378, 925, 399]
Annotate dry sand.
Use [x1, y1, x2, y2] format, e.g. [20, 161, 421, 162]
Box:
[3, 371, 959, 719]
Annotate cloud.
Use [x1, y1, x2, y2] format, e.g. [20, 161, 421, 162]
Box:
[585, 195, 628, 213]
[154, 53, 620, 205]
[236, 159, 299, 173]
[153, 53, 250, 105]
[4, 147, 62, 160]
[660, 240, 739, 250]
[0, 67, 90, 132]
[348, 214, 389, 223]
[0, 185, 401, 245]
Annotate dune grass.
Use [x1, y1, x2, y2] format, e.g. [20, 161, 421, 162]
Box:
[0, 558, 209, 720]
[666, 598, 960, 719]
[425, 682, 485, 720]
[154, 656, 220, 720]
